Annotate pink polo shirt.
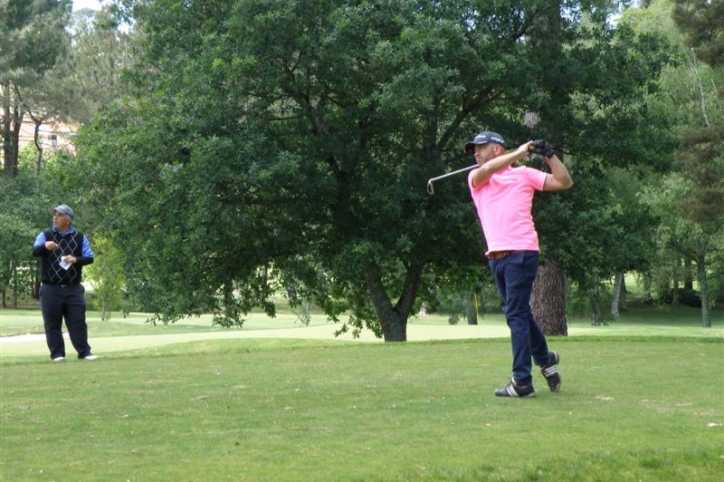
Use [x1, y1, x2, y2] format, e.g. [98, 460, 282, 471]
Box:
[468, 165, 547, 256]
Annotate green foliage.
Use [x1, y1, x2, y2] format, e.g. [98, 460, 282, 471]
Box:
[630, 0, 724, 323]
[0, 0, 72, 84]
[0, 143, 81, 306]
[0, 165, 51, 299]
[66, 0, 681, 338]
[1, 0, 73, 176]
[657, 287, 702, 307]
[50, 6, 132, 125]
[516, 3, 677, 316]
[672, 0, 724, 67]
[84, 233, 125, 319]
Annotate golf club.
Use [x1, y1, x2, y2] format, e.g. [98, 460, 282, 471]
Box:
[426, 143, 547, 194]
[426, 164, 478, 194]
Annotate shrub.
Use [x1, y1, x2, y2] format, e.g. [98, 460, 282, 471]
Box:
[657, 288, 702, 308]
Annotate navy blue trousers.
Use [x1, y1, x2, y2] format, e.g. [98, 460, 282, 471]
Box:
[489, 251, 550, 386]
[39, 284, 92, 359]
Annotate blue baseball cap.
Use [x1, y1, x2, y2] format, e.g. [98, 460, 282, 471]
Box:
[53, 205, 74, 220]
[464, 131, 506, 153]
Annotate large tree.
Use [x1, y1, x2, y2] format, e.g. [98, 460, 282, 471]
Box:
[0, 147, 55, 307]
[527, 5, 675, 330]
[1, 0, 72, 177]
[71, 0, 673, 340]
[672, 0, 724, 68]
[56, 5, 133, 126]
[634, 0, 724, 326]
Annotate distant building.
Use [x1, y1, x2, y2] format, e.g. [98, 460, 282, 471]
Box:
[18, 117, 77, 153]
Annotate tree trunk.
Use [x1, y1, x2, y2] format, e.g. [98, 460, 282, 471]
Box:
[684, 257, 694, 290]
[696, 248, 711, 328]
[34, 120, 44, 176]
[610, 271, 623, 319]
[2, 81, 11, 173]
[531, 257, 568, 336]
[8, 105, 22, 178]
[672, 257, 681, 306]
[12, 264, 18, 309]
[464, 291, 478, 325]
[364, 262, 423, 342]
[589, 270, 602, 326]
[619, 275, 628, 311]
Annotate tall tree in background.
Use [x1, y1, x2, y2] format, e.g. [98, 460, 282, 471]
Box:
[1, 2, 129, 178]
[632, 0, 724, 326]
[58, 5, 133, 126]
[672, 0, 723, 325]
[523, 1, 571, 334]
[18, 5, 132, 176]
[0, 1, 128, 303]
[70, 0, 675, 340]
[605, 166, 659, 318]
[0, 0, 73, 304]
[672, 0, 724, 68]
[0, 0, 72, 177]
[527, 3, 675, 330]
[0, 148, 55, 307]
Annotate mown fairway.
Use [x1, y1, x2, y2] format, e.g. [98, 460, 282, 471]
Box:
[1, 308, 723, 482]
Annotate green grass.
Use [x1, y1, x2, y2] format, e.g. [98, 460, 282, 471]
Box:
[1, 303, 724, 482]
[1, 299, 722, 335]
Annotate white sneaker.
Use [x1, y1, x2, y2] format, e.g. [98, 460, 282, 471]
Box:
[52, 356, 65, 362]
[84, 354, 99, 360]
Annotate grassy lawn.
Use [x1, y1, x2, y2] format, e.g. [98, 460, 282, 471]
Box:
[1, 298, 722, 336]
[1, 303, 723, 481]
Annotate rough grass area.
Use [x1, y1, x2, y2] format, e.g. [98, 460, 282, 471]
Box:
[1, 337, 722, 482]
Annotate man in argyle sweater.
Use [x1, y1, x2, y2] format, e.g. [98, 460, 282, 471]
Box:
[32, 205, 98, 361]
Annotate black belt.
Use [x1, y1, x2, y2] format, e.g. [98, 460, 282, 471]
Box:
[44, 283, 79, 288]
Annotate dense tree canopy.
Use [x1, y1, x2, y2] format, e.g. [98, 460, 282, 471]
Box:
[47, 5, 133, 126]
[64, 0, 686, 339]
[0, 147, 59, 307]
[1, 0, 72, 176]
[642, 0, 724, 325]
[672, 0, 724, 68]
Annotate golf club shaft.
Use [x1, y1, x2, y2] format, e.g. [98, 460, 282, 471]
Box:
[426, 164, 478, 194]
[426, 143, 543, 194]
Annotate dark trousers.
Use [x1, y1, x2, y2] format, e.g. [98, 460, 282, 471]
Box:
[489, 251, 549, 386]
[39, 283, 92, 359]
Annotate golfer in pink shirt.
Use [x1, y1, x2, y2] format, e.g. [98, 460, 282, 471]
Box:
[467, 131, 573, 397]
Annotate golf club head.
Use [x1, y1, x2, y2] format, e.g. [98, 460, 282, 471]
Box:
[427, 180, 435, 195]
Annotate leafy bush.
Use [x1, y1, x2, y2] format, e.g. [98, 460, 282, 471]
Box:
[657, 288, 702, 308]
